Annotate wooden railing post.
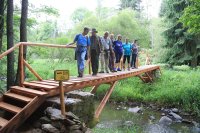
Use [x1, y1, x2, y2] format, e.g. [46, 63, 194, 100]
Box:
[89, 59, 92, 74]
[19, 44, 24, 86]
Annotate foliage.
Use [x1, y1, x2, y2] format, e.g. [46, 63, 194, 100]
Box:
[180, 0, 200, 34]
[120, 0, 142, 12]
[70, 9, 150, 48]
[160, 0, 200, 67]
[71, 8, 92, 23]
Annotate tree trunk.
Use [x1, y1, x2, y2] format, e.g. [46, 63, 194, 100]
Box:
[0, 0, 5, 53]
[15, 0, 28, 85]
[7, 0, 15, 90]
[190, 42, 197, 68]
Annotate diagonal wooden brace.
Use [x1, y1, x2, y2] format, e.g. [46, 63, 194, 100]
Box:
[94, 81, 118, 119]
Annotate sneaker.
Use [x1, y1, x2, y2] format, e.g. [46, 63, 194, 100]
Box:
[106, 70, 110, 73]
[113, 68, 117, 72]
[99, 71, 104, 73]
[117, 68, 121, 71]
[132, 67, 135, 69]
[92, 73, 97, 76]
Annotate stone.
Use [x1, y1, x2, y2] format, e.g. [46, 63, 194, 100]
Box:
[161, 113, 165, 116]
[45, 107, 65, 120]
[32, 121, 41, 128]
[128, 106, 142, 113]
[123, 121, 134, 127]
[66, 91, 94, 100]
[182, 119, 192, 124]
[66, 112, 79, 120]
[149, 115, 156, 120]
[39, 116, 51, 124]
[70, 130, 83, 133]
[144, 124, 176, 133]
[69, 124, 82, 130]
[65, 118, 76, 125]
[191, 127, 200, 133]
[159, 116, 172, 126]
[41, 124, 59, 133]
[169, 112, 182, 122]
[85, 128, 93, 133]
[171, 108, 179, 113]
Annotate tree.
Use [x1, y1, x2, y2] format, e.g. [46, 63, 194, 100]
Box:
[160, 0, 200, 67]
[71, 8, 92, 23]
[180, 0, 200, 34]
[15, 0, 28, 85]
[0, 0, 5, 53]
[120, 0, 142, 11]
[7, 0, 15, 89]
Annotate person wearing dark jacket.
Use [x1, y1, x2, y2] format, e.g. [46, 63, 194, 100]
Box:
[90, 28, 101, 76]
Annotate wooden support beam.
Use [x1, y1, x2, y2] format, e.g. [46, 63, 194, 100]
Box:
[94, 81, 117, 119]
[90, 85, 100, 94]
[19, 45, 24, 86]
[23, 60, 43, 81]
[145, 72, 153, 82]
[137, 75, 146, 83]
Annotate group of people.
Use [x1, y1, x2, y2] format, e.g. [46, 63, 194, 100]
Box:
[68, 27, 139, 77]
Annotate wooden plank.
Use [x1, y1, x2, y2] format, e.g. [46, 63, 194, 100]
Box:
[30, 81, 59, 86]
[23, 82, 58, 90]
[10, 86, 47, 96]
[4, 92, 33, 103]
[0, 102, 22, 114]
[0, 117, 8, 127]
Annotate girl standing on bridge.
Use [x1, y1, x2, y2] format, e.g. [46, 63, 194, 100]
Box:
[113, 35, 123, 71]
[122, 38, 132, 71]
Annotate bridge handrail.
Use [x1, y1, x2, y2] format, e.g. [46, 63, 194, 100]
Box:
[0, 42, 76, 60]
[0, 42, 77, 86]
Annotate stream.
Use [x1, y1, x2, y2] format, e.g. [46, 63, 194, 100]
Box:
[93, 102, 200, 133]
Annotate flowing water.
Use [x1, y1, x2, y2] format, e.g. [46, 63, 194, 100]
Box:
[93, 102, 200, 133]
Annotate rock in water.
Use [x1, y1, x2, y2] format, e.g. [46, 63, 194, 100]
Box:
[159, 116, 172, 126]
[128, 106, 142, 113]
[123, 121, 134, 127]
[171, 108, 179, 113]
[41, 124, 60, 133]
[149, 115, 156, 120]
[169, 112, 182, 122]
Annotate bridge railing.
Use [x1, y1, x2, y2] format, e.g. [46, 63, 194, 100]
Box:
[0, 42, 76, 86]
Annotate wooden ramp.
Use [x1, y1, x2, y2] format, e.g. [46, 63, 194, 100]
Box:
[0, 86, 47, 133]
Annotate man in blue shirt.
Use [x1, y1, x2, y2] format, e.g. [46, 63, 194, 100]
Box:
[69, 27, 91, 77]
[122, 38, 132, 71]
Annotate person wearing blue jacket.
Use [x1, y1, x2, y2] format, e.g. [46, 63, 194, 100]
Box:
[122, 38, 132, 71]
[69, 27, 91, 77]
[113, 35, 123, 71]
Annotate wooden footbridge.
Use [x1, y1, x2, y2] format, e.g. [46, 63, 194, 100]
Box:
[0, 42, 161, 133]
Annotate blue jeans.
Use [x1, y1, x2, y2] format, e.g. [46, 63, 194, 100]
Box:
[76, 46, 87, 75]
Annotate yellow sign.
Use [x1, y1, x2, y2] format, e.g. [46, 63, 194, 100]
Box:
[54, 70, 69, 81]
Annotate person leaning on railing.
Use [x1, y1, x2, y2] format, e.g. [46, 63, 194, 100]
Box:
[67, 27, 91, 77]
